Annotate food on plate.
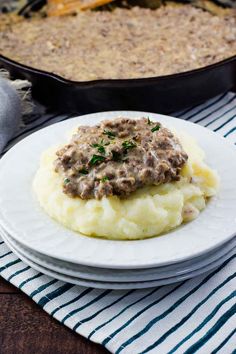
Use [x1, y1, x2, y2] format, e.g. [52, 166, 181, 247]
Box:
[33, 117, 219, 240]
[0, 4, 235, 81]
[54, 118, 188, 199]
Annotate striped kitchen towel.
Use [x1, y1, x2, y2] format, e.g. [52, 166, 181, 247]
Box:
[0, 92, 236, 354]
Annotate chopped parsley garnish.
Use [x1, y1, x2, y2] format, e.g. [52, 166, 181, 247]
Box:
[91, 144, 105, 154]
[91, 140, 110, 154]
[99, 146, 105, 154]
[151, 124, 160, 133]
[101, 176, 109, 183]
[147, 117, 152, 125]
[103, 130, 116, 139]
[122, 140, 137, 151]
[102, 139, 110, 146]
[89, 154, 106, 166]
[79, 168, 89, 175]
[64, 178, 70, 184]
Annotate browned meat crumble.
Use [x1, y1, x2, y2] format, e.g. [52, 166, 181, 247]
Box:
[54, 117, 188, 200]
[0, 5, 235, 81]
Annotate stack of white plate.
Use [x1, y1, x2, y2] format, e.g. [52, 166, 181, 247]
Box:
[0, 111, 236, 290]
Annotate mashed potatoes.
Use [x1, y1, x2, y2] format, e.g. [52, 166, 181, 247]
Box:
[33, 130, 219, 240]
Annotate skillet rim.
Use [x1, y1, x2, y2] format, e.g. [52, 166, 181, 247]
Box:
[0, 53, 235, 88]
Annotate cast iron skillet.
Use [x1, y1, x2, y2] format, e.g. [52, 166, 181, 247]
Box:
[0, 0, 235, 114]
[0, 53, 235, 114]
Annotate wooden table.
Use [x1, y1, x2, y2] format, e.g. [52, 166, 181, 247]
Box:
[0, 277, 109, 354]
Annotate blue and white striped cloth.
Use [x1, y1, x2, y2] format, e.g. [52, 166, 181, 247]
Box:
[0, 92, 236, 354]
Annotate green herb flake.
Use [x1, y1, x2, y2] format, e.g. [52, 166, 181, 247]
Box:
[101, 176, 109, 183]
[79, 168, 89, 175]
[147, 117, 152, 125]
[97, 146, 105, 154]
[122, 140, 137, 151]
[91, 140, 110, 154]
[101, 139, 110, 146]
[151, 124, 161, 133]
[89, 154, 106, 166]
[103, 130, 116, 139]
[63, 178, 70, 184]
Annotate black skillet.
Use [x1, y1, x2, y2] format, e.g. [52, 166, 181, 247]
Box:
[0, 0, 235, 114]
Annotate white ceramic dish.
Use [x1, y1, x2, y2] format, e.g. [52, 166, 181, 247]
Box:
[2, 226, 236, 282]
[1, 229, 235, 290]
[0, 111, 236, 269]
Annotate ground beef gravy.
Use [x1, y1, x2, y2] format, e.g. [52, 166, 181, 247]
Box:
[0, 6, 235, 81]
[54, 118, 188, 199]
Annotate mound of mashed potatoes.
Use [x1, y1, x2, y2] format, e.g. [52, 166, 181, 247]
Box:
[33, 129, 219, 240]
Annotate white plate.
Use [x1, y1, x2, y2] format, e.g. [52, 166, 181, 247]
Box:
[0, 111, 236, 269]
[2, 226, 236, 282]
[1, 230, 235, 290]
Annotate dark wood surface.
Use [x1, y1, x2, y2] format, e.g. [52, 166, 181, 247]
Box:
[0, 277, 109, 354]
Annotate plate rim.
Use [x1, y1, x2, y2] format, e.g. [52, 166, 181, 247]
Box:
[0, 111, 236, 269]
[2, 228, 234, 290]
[2, 226, 236, 282]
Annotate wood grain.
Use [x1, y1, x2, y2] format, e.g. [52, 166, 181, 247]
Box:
[0, 277, 109, 354]
[0, 277, 19, 293]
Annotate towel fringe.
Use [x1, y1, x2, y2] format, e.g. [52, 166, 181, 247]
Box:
[0, 69, 34, 123]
